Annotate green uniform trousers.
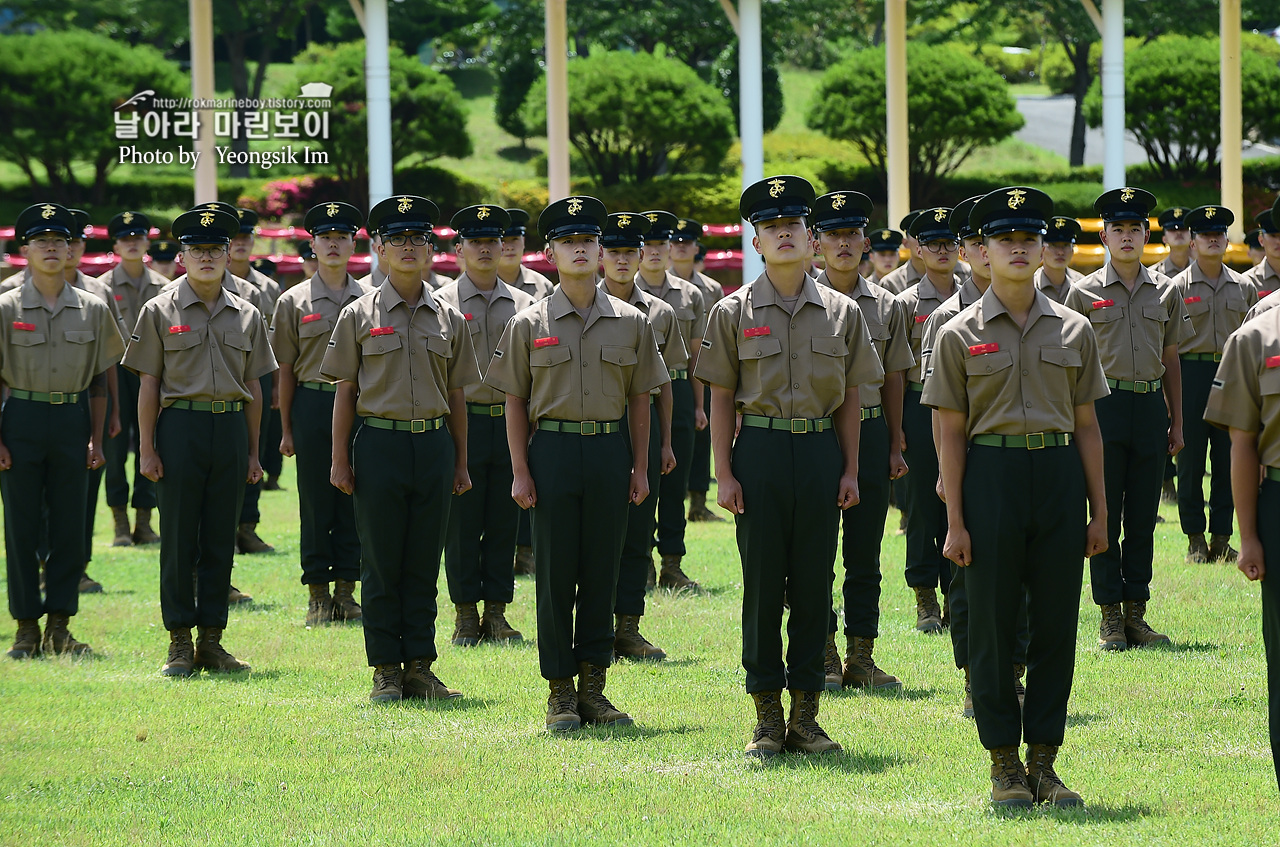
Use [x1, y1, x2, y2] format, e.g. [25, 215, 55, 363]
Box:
[104, 366, 156, 509]
[444, 413, 518, 605]
[828, 415, 889, 638]
[1178, 359, 1234, 536]
[964, 442, 1085, 749]
[529, 426, 630, 680]
[352, 424, 453, 666]
[3, 397, 90, 620]
[1091, 388, 1168, 604]
[654, 377, 695, 556]
[1257, 478, 1280, 791]
[292, 387, 360, 585]
[902, 386, 951, 593]
[689, 383, 712, 492]
[948, 563, 1030, 670]
[238, 372, 273, 524]
[261, 406, 283, 478]
[735, 426, 841, 694]
[515, 508, 531, 548]
[155, 406, 248, 630]
[617, 403, 661, 617]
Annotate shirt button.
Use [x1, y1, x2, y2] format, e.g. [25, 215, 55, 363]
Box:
[1022, 369, 1029, 376]
[794, 383, 800, 389]
[584, 390, 590, 395]
[415, 400, 420, 406]
[790, 324, 796, 329]
[1026, 402, 1032, 408]
[792, 354, 798, 359]
[582, 361, 588, 368]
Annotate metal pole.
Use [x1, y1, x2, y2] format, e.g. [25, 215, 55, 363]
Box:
[365, 0, 393, 208]
[1221, 0, 1244, 241]
[739, 0, 764, 281]
[189, 0, 216, 205]
[1101, 0, 1125, 190]
[545, 0, 570, 202]
[885, 0, 909, 228]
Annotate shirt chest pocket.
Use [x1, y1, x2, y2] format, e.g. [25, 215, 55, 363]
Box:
[64, 330, 95, 345]
[298, 317, 333, 339]
[223, 331, 253, 353]
[11, 331, 47, 347]
[162, 330, 203, 352]
[530, 344, 572, 398]
[426, 334, 454, 360]
[1224, 291, 1248, 316]
[1142, 305, 1170, 324]
[810, 335, 850, 394]
[600, 345, 638, 396]
[964, 350, 1014, 378]
[1089, 306, 1123, 324]
[361, 333, 403, 356]
[674, 307, 696, 326]
[1040, 345, 1082, 398]
[1261, 367, 1280, 397]
[1184, 298, 1211, 317]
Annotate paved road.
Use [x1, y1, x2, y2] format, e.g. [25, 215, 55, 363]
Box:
[1015, 95, 1278, 167]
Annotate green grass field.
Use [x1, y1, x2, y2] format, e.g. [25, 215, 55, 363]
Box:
[2, 472, 1277, 845]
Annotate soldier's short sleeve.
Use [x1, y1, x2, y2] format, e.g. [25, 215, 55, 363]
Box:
[1062, 285, 1090, 319]
[627, 319, 671, 397]
[1165, 290, 1191, 348]
[1073, 318, 1110, 405]
[244, 311, 278, 381]
[920, 325, 969, 414]
[93, 299, 126, 373]
[270, 294, 301, 366]
[882, 298, 916, 375]
[121, 299, 164, 378]
[692, 299, 740, 390]
[689, 285, 708, 339]
[484, 312, 532, 398]
[1205, 329, 1261, 432]
[447, 310, 482, 391]
[660, 311, 690, 372]
[319, 303, 361, 384]
[843, 301, 884, 388]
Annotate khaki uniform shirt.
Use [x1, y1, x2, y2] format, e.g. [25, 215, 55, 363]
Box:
[320, 280, 480, 421]
[1034, 266, 1084, 305]
[1243, 259, 1280, 304]
[920, 279, 985, 383]
[598, 281, 690, 389]
[1171, 262, 1258, 355]
[359, 267, 454, 292]
[98, 264, 169, 337]
[502, 266, 556, 302]
[1064, 264, 1189, 382]
[817, 272, 913, 407]
[5, 269, 127, 337]
[877, 260, 922, 296]
[894, 273, 964, 385]
[484, 287, 669, 423]
[1150, 256, 1192, 279]
[0, 280, 124, 393]
[636, 271, 707, 358]
[1246, 286, 1280, 323]
[269, 274, 371, 384]
[1205, 307, 1280, 468]
[168, 271, 264, 317]
[921, 287, 1109, 436]
[434, 275, 537, 405]
[695, 273, 883, 419]
[683, 270, 724, 310]
[122, 280, 276, 405]
[242, 266, 281, 321]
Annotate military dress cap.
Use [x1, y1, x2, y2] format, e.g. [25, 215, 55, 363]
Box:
[108, 210, 151, 239]
[671, 217, 703, 242]
[1185, 205, 1233, 233]
[899, 210, 924, 233]
[251, 257, 277, 276]
[294, 240, 316, 260]
[68, 209, 90, 239]
[811, 191, 873, 233]
[503, 208, 531, 237]
[601, 212, 652, 249]
[640, 210, 679, 241]
[1044, 216, 1083, 243]
[539, 195, 607, 241]
[869, 228, 904, 252]
[196, 201, 241, 223]
[949, 196, 983, 240]
[968, 186, 1053, 236]
[14, 203, 75, 241]
[234, 207, 259, 233]
[1245, 228, 1263, 249]
[908, 207, 957, 243]
[1094, 187, 1157, 222]
[1158, 206, 1192, 230]
[171, 206, 240, 244]
[367, 195, 439, 237]
[1256, 208, 1278, 234]
[738, 175, 816, 225]
[148, 239, 178, 261]
[451, 204, 511, 239]
[303, 201, 362, 236]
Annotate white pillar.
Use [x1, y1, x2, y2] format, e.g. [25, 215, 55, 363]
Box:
[545, 0, 570, 202]
[189, 0, 216, 205]
[365, 0, 393, 208]
[1101, 0, 1125, 190]
[884, 0, 909, 229]
[1221, 0, 1244, 240]
[738, 0, 764, 281]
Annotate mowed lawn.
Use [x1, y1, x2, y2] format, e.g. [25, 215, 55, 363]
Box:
[1, 466, 1277, 845]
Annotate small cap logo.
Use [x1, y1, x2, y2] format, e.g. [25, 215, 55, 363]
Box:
[567, 198, 584, 216]
[767, 178, 787, 198]
[40, 204, 56, 219]
[326, 203, 339, 217]
[1205, 208, 1216, 219]
[1006, 189, 1027, 209]
[1120, 187, 1135, 202]
[199, 211, 216, 227]
[677, 219, 688, 229]
[617, 214, 632, 228]
[1055, 219, 1066, 229]
[881, 230, 891, 240]
[397, 197, 413, 213]
[1173, 209, 1183, 218]
[830, 194, 846, 210]
[122, 212, 134, 225]
[934, 209, 948, 222]
[477, 206, 490, 220]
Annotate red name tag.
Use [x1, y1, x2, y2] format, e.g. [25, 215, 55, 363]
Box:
[534, 336, 559, 348]
[301, 313, 322, 324]
[370, 326, 394, 337]
[1268, 356, 1280, 369]
[114, 294, 123, 301]
[1092, 299, 1114, 309]
[1262, 291, 1274, 298]
[1185, 296, 1202, 304]
[463, 313, 474, 321]
[969, 343, 1000, 356]
[12, 321, 35, 332]
[744, 326, 771, 338]
[914, 315, 928, 324]
[169, 325, 190, 334]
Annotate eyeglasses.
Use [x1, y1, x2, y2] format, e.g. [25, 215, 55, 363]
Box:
[184, 245, 227, 259]
[923, 240, 959, 254]
[385, 233, 429, 247]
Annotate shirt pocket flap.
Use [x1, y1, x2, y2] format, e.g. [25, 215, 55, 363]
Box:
[601, 345, 637, 366]
[737, 336, 782, 359]
[964, 350, 1014, 375]
[812, 336, 849, 357]
[530, 345, 571, 367]
[1041, 345, 1082, 368]
[866, 319, 891, 342]
[1142, 305, 1170, 322]
[162, 331, 201, 351]
[298, 317, 333, 338]
[1089, 306, 1122, 322]
[360, 334, 403, 356]
[11, 331, 46, 346]
[1261, 367, 1280, 396]
[223, 331, 253, 352]
[63, 330, 95, 344]
[1225, 291, 1247, 312]
[426, 334, 453, 357]
[1185, 298, 1211, 316]
[675, 307, 697, 323]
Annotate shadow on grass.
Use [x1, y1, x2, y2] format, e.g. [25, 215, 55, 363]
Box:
[752, 749, 907, 774]
[160, 668, 286, 683]
[232, 600, 283, 614]
[1065, 712, 1103, 728]
[1152, 641, 1217, 654]
[566, 722, 705, 741]
[615, 657, 700, 668]
[391, 696, 493, 713]
[991, 801, 1158, 823]
[497, 145, 539, 163]
[828, 685, 938, 702]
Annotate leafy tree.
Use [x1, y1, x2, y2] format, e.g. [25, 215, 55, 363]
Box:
[710, 41, 784, 135]
[806, 42, 1024, 203]
[520, 51, 735, 186]
[486, 0, 546, 145]
[322, 0, 495, 59]
[0, 29, 187, 205]
[291, 41, 471, 202]
[1082, 35, 1280, 179]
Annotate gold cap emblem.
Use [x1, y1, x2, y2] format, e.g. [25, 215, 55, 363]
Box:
[1006, 189, 1027, 209]
[199, 211, 216, 227]
[934, 209, 948, 222]
[397, 197, 413, 213]
[677, 219, 688, 230]
[236, 209, 245, 219]
[40, 204, 56, 219]
[1173, 208, 1183, 218]
[646, 213, 658, 223]
[567, 198, 584, 216]
[477, 206, 490, 220]
[1055, 219, 1066, 229]
[617, 214, 632, 228]
[122, 212, 134, 224]
[882, 230, 891, 240]
[205, 203, 220, 210]
[1120, 187, 1135, 202]
[1204, 208, 1216, 219]
[325, 203, 339, 217]
[830, 194, 846, 210]
[767, 178, 787, 198]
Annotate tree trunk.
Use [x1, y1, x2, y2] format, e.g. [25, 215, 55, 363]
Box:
[1068, 45, 1092, 168]
[223, 30, 251, 178]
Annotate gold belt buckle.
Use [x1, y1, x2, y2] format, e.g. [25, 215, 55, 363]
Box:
[1026, 432, 1046, 450]
[489, 404, 504, 417]
[410, 419, 427, 433]
[48, 392, 65, 405]
[790, 418, 808, 434]
[210, 400, 227, 413]
[1134, 380, 1150, 394]
[580, 420, 598, 436]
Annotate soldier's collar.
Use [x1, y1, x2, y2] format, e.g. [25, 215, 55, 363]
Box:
[177, 276, 235, 315]
[549, 285, 619, 321]
[752, 271, 825, 309]
[976, 284, 1057, 331]
[379, 277, 439, 313]
[458, 273, 513, 304]
[309, 273, 360, 302]
[1104, 263, 1155, 289]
